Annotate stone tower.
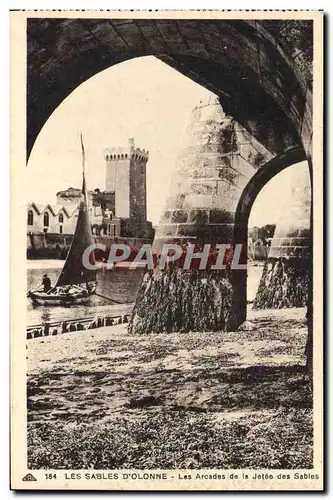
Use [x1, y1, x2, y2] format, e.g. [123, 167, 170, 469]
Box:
[129, 95, 272, 335]
[153, 96, 271, 250]
[104, 138, 149, 227]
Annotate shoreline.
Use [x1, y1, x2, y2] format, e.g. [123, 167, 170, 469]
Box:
[26, 259, 65, 270]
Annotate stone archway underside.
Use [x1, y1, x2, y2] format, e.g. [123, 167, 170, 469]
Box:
[27, 18, 313, 333]
[27, 18, 312, 161]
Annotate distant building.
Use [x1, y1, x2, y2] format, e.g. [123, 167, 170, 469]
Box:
[104, 137, 151, 238]
[248, 224, 276, 260]
[55, 187, 117, 236]
[27, 138, 153, 240]
[27, 203, 78, 235]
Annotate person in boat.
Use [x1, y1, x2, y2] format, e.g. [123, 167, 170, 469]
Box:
[86, 282, 95, 294]
[42, 274, 52, 293]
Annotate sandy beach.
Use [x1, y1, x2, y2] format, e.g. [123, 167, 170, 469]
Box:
[27, 306, 312, 470]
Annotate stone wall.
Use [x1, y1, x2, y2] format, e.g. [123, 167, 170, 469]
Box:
[27, 233, 154, 260]
[27, 233, 73, 259]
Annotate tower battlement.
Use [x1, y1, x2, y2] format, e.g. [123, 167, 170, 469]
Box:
[104, 138, 149, 162]
[104, 137, 148, 224]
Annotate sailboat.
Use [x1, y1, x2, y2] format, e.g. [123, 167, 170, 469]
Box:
[28, 135, 97, 306]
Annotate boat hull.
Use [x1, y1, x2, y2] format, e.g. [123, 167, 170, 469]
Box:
[28, 283, 97, 307]
[29, 294, 92, 306]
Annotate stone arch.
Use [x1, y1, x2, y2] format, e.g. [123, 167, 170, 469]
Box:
[232, 145, 308, 323]
[234, 146, 307, 239]
[27, 19, 313, 160]
[26, 18, 315, 335]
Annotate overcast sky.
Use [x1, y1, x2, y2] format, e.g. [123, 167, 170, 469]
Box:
[27, 55, 309, 226]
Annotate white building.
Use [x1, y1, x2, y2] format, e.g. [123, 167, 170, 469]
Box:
[27, 200, 117, 236]
[27, 203, 79, 235]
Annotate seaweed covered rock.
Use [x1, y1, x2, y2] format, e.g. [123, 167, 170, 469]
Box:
[128, 268, 233, 334]
[253, 258, 309, 309]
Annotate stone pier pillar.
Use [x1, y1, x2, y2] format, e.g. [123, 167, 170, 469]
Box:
[129, 96, 271, 334]
[253, 165, 311, 309]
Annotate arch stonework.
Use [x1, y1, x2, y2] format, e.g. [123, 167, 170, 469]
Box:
[232, 147, 308, 323]
[128, 99, 309, 334]
[27, 18, 313, 333]
[27, 19, 312, 160]
[253, 161, 311, 310]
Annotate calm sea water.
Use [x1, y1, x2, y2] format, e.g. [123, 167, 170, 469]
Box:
[27, 260, 263, 327]
[27, 261, 144, 327]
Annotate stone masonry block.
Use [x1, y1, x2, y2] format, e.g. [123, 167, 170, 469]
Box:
[298, 229, 311, 238]
[209, 208, 235, 224]
[184, 194, 213, 209]
[212, 194, 238, 212]
[290, 237, 311, 247]
[268, 246, 282, 258]
[188, 209, 209, 224]
[155, 224, 178, 238]
[171, 210, 189, 224]
[189, 180, 217, 195]
[160, 211, 172, 223]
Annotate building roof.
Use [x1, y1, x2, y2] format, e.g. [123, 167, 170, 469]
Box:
[27, 203, 72, 217]
[56, 187, 82, 197]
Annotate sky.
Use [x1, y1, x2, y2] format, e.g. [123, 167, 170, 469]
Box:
[27, 56, 209, 224]
[27, 55, 309, 226]
[249, 160, 310, 227]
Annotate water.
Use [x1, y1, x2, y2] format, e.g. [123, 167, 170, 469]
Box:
[27, 260, 264, 327]
[27, 260, 144, 327]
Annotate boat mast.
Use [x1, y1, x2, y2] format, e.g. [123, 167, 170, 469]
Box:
[55, 133, 96, 288]
[80, 132, 88, 210]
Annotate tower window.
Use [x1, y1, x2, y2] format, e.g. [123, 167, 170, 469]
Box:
[43, 211, 49, 227]
[59, 225, 63, 234]
[58, 213, 64, 223]
[141, 165, 144, 174]
[27, 209, 33, 226]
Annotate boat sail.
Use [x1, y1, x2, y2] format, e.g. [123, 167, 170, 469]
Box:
[28, 135, 97, 306]
[56, 135, 96, 287]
